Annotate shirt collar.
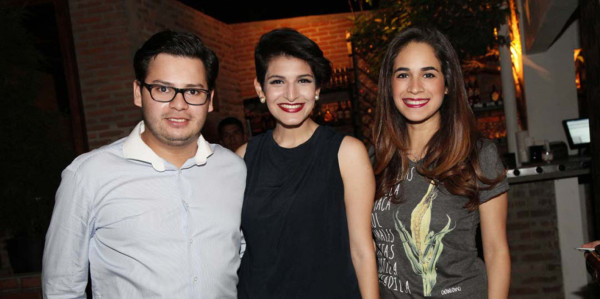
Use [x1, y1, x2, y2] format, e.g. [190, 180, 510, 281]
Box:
[122, 121, 213, 171]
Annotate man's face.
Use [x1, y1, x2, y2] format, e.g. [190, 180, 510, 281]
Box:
[220, 124, 245, 151]
[134, 53, 213, 151]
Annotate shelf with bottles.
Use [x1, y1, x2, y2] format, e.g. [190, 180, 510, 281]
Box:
[313, 66, 357, 136]
[464, 73, 504, 113]
[322, 67, 354, 92]
[478, 113, 508, 155]
[477, 113, 506, 139]
[313, 97, 355, 135]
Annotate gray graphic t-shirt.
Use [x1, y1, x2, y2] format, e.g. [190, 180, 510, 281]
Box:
[372, 140, 509, 298]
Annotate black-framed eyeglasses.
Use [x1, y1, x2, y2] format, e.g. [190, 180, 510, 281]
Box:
[139, 81, 211, 106]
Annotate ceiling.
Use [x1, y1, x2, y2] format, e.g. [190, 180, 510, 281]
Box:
[176, 0, 367, 24]
[520, 0, 579, 53]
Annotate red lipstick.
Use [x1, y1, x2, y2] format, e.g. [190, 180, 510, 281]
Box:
[402, 98, 429, 108]
[278, 103, 304, 113]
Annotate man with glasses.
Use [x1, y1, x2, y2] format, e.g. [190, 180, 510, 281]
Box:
[42, 30, 246, 298]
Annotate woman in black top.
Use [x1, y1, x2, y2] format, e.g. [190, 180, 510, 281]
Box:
[236, 28, 379, 299]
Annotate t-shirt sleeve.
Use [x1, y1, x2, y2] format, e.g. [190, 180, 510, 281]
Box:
[477, 140, 509, 203]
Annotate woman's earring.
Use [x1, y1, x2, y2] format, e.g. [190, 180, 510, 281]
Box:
[259, 96, 266, 104]
[315, 94, 319, 101]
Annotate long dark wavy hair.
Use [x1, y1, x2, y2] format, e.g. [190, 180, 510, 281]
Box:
[372, 26, 502, 211]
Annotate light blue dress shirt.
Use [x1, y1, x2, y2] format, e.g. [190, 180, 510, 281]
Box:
[42, 121, 246, 298]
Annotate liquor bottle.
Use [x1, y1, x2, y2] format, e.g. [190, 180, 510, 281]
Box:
[323, 108, 334, 123]
[333, 68, 340, 88]
[490, 85, 500, 102]
[344, 100, 352, 121]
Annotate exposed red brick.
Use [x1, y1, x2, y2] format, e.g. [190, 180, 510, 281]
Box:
[0, 278, 19, 290]
[1, 291, 42, 299]
[20, 276, 41, 289]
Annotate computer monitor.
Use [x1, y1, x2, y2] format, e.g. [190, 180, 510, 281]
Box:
[562, 117, 590, 150]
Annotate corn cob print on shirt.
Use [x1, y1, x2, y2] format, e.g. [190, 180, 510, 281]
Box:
[372, 140, 509, 298]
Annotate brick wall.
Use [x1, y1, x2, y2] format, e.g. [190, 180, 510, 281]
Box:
[0, 274, 42, 299]
[0, 232, 43, 298]
[507, 180, 564, 298]
[67, 0, 356, 147]
[68, 0, 140, 149]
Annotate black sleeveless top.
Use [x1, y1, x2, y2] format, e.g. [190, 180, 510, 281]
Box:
[237, 126, 361, 299]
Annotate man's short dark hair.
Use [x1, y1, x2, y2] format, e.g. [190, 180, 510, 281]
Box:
[133, 30, 219, 90]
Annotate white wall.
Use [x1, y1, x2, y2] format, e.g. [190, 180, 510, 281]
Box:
[520, 20, 581, 153]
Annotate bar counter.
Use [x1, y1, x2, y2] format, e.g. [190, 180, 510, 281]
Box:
[506, 155, 592, 298]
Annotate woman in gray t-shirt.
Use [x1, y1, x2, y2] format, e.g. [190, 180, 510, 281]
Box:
[371, 26, 510, 298]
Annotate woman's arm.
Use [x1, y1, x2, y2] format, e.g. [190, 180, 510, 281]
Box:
[235, 142, 247, 158]
[338, 136, 380, 299]
[479, 192, 510, 299]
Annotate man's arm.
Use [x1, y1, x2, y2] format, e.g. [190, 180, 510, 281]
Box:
[42, 168, 92, 299]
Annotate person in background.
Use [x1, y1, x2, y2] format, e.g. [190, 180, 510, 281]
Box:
[371, 26, 510, 298]
[235, 28, 379, 299]
[218, 116, 247, 151]
[42, 30, 246, 298]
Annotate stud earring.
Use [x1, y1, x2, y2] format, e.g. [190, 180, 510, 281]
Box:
[315, 94, 319, 101]
[259, 96, 266, 104]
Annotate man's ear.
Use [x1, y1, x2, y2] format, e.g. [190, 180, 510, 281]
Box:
[133, 80, 142, 107]
[253, 78, 263, 98]
[208, 90, 214, 112]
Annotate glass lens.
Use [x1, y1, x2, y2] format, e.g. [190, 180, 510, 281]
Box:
[184, 89, 208, 105]
[150, 85, 175, 102]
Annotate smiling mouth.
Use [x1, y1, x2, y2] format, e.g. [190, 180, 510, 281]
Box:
[165, 117, 190, 126]
[402, 98, 429, 108]
[278, 103, 304, 113]
[167, 118, 187, 122]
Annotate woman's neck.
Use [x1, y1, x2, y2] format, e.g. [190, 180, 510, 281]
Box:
[272, 119, 319, 148]
[406, 118, 439, 160]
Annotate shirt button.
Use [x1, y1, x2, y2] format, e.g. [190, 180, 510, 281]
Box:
[193, 276, 198, 282]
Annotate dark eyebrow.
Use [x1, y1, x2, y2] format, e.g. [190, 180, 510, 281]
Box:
[393, 67, 409, 73]
[393, 66, 440, 73]
[266, 74, 314, 80]
[421, 66, 440, 72]
[266, 75, 284, 80]
[148, 80, 206, 89]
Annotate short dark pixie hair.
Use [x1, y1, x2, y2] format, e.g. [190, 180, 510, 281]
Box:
[133, 30, 219, 90]
[254, 28, 332, 88]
